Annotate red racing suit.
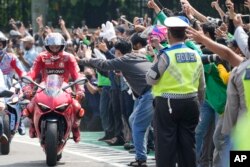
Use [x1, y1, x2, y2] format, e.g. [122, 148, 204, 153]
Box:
[24, 51, 84, 129]
[27, 51, 80, 83]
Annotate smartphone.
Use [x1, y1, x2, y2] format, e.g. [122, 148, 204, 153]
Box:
[241, 15, 250, 24]
[223, 15, 229, 24]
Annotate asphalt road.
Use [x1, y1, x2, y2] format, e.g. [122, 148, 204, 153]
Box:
[0, 134, 156, 167]
[0, 136, 124, 167]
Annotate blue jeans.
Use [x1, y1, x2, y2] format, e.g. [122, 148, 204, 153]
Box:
[195, 101, 216, 166]
[0, 116, 3, 136]
[129, 90, 154, 161]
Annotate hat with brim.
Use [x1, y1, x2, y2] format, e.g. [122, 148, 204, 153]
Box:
[20, 35, 34, 43]
[164, 16, 189, 28]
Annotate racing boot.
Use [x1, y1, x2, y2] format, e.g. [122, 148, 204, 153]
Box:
[29, 122, 37, 138]
[72, 108, 85, 143]
[72, 126, 81, 143]
[0, 134, 8, 144]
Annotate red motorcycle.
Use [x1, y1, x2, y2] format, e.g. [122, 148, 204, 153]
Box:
[21, 75, 86, 166]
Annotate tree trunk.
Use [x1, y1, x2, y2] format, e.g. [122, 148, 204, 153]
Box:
[31, 0, 48, 32]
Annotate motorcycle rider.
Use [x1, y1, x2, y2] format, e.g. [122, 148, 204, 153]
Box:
[23, 32, 84, 143]
[0, 69, 8, 144]
[0, 31, 26, 135]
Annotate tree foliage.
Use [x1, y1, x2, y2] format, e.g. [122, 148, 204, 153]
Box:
[0, 0, 248, 32]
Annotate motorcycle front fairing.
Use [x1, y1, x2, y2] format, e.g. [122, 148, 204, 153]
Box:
[33, 75, 75, 143]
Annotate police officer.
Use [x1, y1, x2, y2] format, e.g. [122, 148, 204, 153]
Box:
[146, 16, 205, 167]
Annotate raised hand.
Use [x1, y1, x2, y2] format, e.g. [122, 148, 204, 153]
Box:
[36, 15, 43, 26]
[233, 14, 243, 28]
[225, 1, 236, 19]
[58, 18, 65, 28]
[244, 0, 250, 10]
[147, 0, 157, 9]
[211, 0, 220, 10]
[186, 26, 205, 44]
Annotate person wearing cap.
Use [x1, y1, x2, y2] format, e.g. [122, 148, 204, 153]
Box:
[19, 35, 38, 72]
[146, 17, 205, 167]
[0, 69, 9, 144]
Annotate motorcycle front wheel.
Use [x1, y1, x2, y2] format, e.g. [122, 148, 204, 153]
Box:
[1, 113, 10, 155]
[45, 122, 58, 166]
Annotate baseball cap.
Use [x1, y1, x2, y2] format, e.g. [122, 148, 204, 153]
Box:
[116, 26, 125, 34]
[164, 16, 190, 28]
[20, 35, 34, 43]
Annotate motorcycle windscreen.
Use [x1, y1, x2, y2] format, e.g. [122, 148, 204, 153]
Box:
[45, 74, 63, 97]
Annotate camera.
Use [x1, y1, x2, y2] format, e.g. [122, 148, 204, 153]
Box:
[207, 16, 222, 26]
[241, 15, 250, 24]
[137, 18, 144, 25]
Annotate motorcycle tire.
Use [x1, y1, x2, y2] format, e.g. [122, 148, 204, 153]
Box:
[1, 114, 10, 155]
[45, 122, 58, 166]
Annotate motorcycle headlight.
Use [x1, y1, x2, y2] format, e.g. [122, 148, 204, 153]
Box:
[37, 103, 51, 112]
[55, 103, 69, 112]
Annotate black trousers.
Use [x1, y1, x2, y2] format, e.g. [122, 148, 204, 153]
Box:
[154, 96, 200, 167]
[109, 89, 124, 137]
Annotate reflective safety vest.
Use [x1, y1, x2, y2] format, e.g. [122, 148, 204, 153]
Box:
[233, 112, 250, 150]
[152, 43, 203, 98]
[242, 66, 250, 111]
[232, 66, 250, 150]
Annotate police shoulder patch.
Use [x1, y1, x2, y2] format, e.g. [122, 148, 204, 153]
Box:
[175, 52, 197, 63]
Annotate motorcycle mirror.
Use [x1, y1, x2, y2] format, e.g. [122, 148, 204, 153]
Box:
[62, 77, 87, 91]
[0, 88, 14, 98]
[21, 76, 45, 90]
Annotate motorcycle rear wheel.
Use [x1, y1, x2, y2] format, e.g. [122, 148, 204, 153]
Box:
[1, 114, 10, 155]
[45, 122, 58, 166]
